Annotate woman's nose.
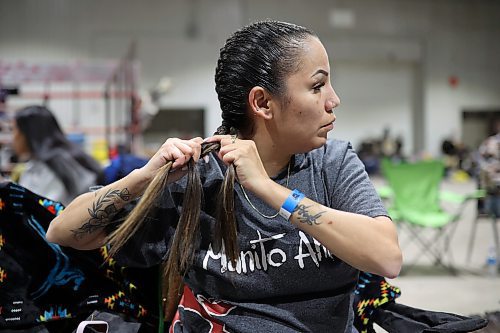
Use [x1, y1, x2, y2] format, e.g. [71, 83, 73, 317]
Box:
[325, 88, 340, 112]
[331, 88, 340, 107]
[325, 96, 340, 112]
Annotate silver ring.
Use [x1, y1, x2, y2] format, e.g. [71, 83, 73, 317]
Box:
[231, 134, 237, 144]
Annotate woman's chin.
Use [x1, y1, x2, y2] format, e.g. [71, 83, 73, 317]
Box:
[307, 138, 328, 152]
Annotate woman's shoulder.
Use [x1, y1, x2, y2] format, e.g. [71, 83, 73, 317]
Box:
[18, 160, 67, 201]
[22, 159, 55, 176]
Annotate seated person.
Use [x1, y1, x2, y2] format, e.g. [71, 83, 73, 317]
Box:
[11, 105, 103, 205]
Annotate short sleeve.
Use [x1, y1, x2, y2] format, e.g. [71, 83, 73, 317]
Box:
[327, 143, 388, 218]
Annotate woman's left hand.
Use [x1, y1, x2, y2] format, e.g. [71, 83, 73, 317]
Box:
[204, 135, 270, 192]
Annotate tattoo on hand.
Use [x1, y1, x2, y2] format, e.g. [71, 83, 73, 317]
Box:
[71, 188, 131, 239]
[293, 204, 326, 226]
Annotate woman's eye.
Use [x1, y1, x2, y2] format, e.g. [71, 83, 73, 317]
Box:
[313, 82, 325, 92]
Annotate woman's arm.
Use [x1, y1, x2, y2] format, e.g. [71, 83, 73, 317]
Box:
[46, 169, 149, 250]
[207, 135, 402, 278]
[258, 183, 401, 278]
[46, 137, 203, 250]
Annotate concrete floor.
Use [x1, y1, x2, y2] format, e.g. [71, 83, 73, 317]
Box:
[370, 175, 500, 332]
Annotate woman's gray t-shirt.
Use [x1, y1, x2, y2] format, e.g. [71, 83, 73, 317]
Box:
[118, 139, 388, 333]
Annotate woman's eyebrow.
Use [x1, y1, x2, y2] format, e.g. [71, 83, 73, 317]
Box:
[311, 69, 329, 78]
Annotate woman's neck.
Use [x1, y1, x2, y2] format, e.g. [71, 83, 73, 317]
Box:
[250, 132, 291, 178]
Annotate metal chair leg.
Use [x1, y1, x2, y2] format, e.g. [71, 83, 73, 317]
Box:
[401, 225, 456, 275]
[492, 216, 500, 271]
[466, 215, 480, 263]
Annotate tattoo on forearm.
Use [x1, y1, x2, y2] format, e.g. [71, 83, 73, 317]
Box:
[293, 204, 326, 226]
[71, 188, 131, 239]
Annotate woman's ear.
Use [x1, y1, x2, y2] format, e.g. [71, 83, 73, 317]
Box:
[248, 86, 273, 120]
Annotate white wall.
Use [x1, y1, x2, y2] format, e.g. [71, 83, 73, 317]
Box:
[425, 26, 500, 156]
[331, 61, 414, 156]
[1, 0, 499, 156]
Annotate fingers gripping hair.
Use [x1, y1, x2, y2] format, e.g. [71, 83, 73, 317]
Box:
[106, 126, 239, 322]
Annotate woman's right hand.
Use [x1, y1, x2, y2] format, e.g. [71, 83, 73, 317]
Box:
[47, 136, 202, 250]
[139, 137, 204, 183]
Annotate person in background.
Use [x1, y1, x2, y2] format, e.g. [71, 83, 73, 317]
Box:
[47, 20, 401, 332]
[478, 120, 500, 215]
[12, 105, 103, 205]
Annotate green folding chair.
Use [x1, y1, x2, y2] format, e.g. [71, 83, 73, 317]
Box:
[380, 159, 484, 274]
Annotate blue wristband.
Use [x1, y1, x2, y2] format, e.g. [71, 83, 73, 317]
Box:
[279, 189, 305, 220]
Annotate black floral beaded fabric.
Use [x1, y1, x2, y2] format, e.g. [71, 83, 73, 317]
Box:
[0, 181, 158, 332]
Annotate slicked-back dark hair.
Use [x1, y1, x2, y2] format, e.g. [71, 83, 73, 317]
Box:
[215, 20, 315, 134]
[14, 105, 103, 196]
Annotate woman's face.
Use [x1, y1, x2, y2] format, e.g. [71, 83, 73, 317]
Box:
[12, 121, 31, 159]
[271, 36, 340, 153]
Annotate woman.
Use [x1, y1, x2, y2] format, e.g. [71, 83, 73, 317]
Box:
[12, 105, 103, 205]
[47, 21, 401, 332]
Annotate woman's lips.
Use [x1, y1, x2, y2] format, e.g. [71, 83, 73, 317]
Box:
[321, 122, 334, 130]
